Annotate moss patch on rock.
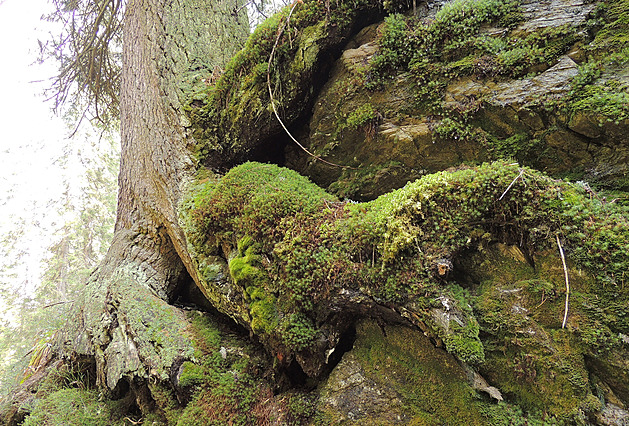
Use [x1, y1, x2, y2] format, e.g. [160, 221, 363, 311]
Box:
[151, 311, 277, 426]
[184, 161, 629, 390]
[317, 319, 555, 425]
[186, 0, 390, 169]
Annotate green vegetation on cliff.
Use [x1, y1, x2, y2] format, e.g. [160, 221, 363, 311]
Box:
[186, 0, 391, 167]
[297, 0, 629, 198]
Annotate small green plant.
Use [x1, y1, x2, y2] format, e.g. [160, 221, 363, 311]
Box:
[345, 103, 379, 130]
[22, 388, 117, 426]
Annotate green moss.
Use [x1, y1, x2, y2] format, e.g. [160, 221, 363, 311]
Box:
[114, 275, 194, 380]
[280, 312, 318, 351]
[589, 0, 629, 52]
[22, 388, 120, 426]
[464, 243, 626, 422]
[171, 313, 273, 426]
[566, 75, 629, 124]
[344, 103, 379, 130]
[352, 320, 484, 424]
[485, 132, 549, 164]
[184, 161, 629, 368]
[345, 320, 546, 425]
[433, 117, 483, 143]
[555, 0, 629, 128]
[368, 0, 525, 89]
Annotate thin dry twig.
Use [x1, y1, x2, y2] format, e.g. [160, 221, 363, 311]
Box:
[266, 1, 353, 169]
[499, 169, 524, 201]
[556, 234, 570, 329]
[43, 300, 75, 309]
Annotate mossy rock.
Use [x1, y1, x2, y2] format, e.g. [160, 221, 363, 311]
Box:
[284, 0, 629, 198]
[187, 0, 387, 169]
[316, 319, 553, 425]
[183, 160, 629, 397]
[460, 243, 629, 421]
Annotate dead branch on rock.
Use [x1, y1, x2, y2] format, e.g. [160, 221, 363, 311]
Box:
[556, 234, 570, 329]
[498, 168, 524, 201]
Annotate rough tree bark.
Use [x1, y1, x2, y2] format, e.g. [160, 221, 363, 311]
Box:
[2, 0, 248, 421]
[80, 0, 249, 392]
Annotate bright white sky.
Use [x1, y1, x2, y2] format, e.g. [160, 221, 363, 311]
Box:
[0, 0, 79, 300]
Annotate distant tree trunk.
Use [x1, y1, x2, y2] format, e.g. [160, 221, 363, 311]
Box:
[3, 0, 248, 420]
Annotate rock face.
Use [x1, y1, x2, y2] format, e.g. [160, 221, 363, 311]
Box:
[284, 0, 629, 198]
[317, 320, 487, 425]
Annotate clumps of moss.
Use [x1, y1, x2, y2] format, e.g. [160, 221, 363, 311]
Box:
[186, 162, 335, 254]
[171, 312, 274, 425]
[368, 0, 586, 91]
[352, 0, 599, 180]
[230, 237, 279, 335]
[433, 116, 483, 143]
[283, 391, 318, 423]
[185, 161, 629, 368]
[345, 320, 551, 425]
[484, 132, 550, 165]
[563, 55, 629, 125]
[344, 102, 381, 131]
[368, 0, 520, 87]
[280, 313, 318, 351]
[17, 363, 131, 425]
[464, 241, 628, 422]
[545, 0, 629, 131]
[588, 0, 629, 52]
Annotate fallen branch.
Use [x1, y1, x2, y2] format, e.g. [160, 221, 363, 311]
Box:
[556, 234, 570, 329]
[266, 1, 352, 169]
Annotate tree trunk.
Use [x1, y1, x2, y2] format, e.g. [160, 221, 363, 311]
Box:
[4, 0, 248, 420]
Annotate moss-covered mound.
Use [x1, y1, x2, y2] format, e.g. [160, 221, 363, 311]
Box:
[182, 161, 629, 421]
